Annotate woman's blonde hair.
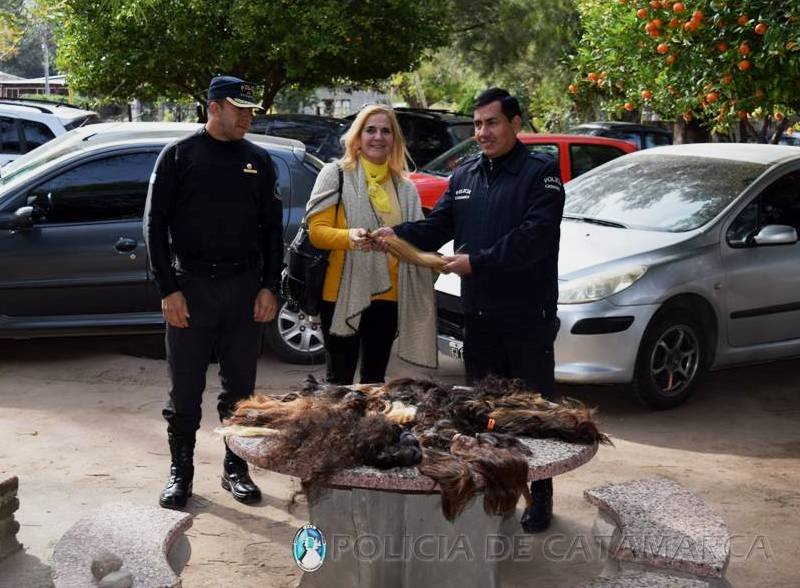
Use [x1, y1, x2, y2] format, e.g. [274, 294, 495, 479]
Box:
[340, 104, 409, 175]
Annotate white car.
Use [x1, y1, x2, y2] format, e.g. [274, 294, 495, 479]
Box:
[435, 144, 800, 409]
[0, 99, 99, 166]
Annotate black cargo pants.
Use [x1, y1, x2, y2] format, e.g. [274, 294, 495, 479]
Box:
[162, 268, 262, 437]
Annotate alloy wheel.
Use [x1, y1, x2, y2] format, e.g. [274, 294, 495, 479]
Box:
[276, 304, 324, 356]
[648, 324, 700, 398]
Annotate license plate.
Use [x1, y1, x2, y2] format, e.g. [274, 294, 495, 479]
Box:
[448, 340, 464, 360]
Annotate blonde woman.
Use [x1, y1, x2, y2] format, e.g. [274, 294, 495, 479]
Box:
[306, 105, 437, 384]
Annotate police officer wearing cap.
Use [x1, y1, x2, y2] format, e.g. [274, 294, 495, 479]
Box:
[144, 75, 283, 509]
[372, 88, 565, 533]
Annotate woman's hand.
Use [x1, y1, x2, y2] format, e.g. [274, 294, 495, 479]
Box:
[349, 228, 371, 251]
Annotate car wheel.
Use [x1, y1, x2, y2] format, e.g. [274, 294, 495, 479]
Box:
[632, 310, 705, 410]
[264, 300, 326, 364]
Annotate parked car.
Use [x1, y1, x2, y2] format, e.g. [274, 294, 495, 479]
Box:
[0, 99, 99, 166]
[779, 133, 799, 147]
[435, 143, 800, 409]
[411, 134, 637, 211]
[567, 121, 673, 150]
[0, 122, 326, 363]
[250, 114, 348, 162]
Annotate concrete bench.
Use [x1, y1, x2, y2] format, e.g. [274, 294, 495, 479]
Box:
[584, 477, 730, 587]
[51, 501, 192, 588]
[0, 476, 22, 561]
[579, 570, 713, 587]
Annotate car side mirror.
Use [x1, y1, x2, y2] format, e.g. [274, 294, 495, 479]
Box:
[753, 224, 798, 246]
[0, 206, 34, 231]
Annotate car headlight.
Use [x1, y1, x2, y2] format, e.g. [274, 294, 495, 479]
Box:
[558, 265, 648, 304]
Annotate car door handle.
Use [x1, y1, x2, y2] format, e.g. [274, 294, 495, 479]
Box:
[115, 237, 138, 253]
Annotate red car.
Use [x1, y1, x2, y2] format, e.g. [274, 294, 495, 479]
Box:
[410, 133, 637, 211]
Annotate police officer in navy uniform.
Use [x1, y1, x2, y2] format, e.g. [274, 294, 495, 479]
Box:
[144, 75, 283, 509]
[372, 88, 565, 532]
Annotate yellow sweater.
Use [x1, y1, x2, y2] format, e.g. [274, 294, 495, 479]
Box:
[308, 179, 401, 302]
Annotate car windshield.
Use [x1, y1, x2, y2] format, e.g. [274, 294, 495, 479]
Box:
[0, 132, 86, 188]
[422, 139, 480, 175]
[564, 154, 767, 232]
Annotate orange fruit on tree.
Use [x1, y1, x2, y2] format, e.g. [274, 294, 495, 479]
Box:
[673, 2, 685, 14]
[652, 18, 663, 28]
[649, 29, 661, 38]
[657, 42, 670, 54]
[706, 92, 719, 103]
[624, 102, 635, 112]
[739, 42, 750, 55]
[738, 59, 751, 71]
[641, 89, 653, 100]
[775, 111, 784, 121]
[587, 72, 599, 81]
[754, 23, 767, 35]
[716, 41, 728, 52]
[722, 72, 733, 84]
[737, 14, 749, 26]
[568, 84, 577, 94]
[666, 53, 678, 64]
[650, 0, 662, 8]
[668, 17, 679, 28]
[637, 8, 648, 19]
[684, 21, 696, 31]
[692, 10, 703, 21]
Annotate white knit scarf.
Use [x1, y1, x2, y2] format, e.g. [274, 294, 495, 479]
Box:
[305, 161, 438, 368]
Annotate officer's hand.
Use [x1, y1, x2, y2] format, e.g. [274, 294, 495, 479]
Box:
[442, 254, 472, 276]
[162, 291, 190, 328]
[254, 288, 279, 322]
[368, 227, 395, 252]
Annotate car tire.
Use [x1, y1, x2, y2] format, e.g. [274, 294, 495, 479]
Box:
[632, 309, 705, 410]
[263, 299, 326, 364]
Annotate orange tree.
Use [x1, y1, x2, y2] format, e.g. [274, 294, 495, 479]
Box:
[569, 0, 800, 142]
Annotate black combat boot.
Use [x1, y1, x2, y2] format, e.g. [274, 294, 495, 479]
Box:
[221, 441, 261, 504]
[521, 477, 553, 533]
[159, 434, 195, 509]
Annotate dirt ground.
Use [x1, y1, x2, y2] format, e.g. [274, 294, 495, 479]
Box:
[0, 335, 798, 587]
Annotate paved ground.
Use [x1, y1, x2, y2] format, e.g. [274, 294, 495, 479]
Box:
[0, 335, 798, 587]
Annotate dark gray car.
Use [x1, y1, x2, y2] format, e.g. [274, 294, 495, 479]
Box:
[0, 122, 325, 363]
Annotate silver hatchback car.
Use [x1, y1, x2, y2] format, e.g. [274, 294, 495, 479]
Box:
[435, 143, 800, 409]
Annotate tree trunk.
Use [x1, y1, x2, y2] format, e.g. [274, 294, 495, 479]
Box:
[195, 99, 207, 123]
[260, 83, 282, 111]
[769, 118, 791, 144]
[673, 118, 710, 144]
[259, 61, 287, 111]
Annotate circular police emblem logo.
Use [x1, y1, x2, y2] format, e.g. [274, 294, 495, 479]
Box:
[292, 524, 327, 572]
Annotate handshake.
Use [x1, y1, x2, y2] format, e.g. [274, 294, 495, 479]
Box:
[347, 227, 391, 252]
[349, 227, 472, 276]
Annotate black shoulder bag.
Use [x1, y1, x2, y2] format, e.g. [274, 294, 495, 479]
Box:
[280, 166, 343, 316]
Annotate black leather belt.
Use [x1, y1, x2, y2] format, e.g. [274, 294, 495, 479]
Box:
[174, 256, 257, 279]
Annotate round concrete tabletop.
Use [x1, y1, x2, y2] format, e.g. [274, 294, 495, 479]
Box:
[228, 435, 597, 493]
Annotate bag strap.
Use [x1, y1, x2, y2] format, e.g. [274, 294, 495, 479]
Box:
[335, 164, 343, 216]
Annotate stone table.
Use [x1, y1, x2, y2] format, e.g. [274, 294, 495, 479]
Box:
[228, 435, 597, 588]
